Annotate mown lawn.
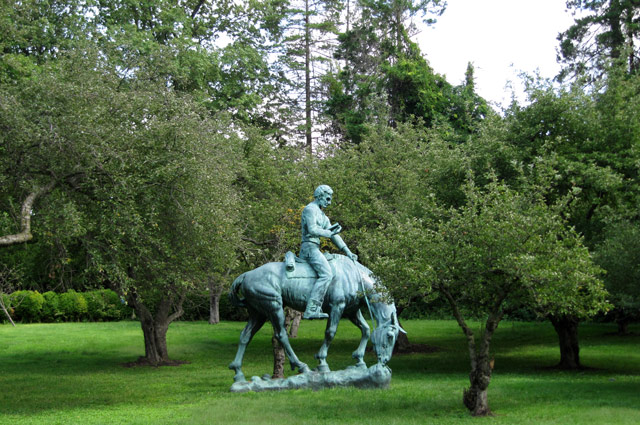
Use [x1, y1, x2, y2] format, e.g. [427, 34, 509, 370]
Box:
[0, 319, 638, 424]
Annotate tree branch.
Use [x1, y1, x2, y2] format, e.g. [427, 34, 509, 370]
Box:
[438, 283, 477, 369]
[191, 0, 206, 18]
[167, 290, 187, 323]
[242, 236, 277, 246]
[0, 180, 56, 246]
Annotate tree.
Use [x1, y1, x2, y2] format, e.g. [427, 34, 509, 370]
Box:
[0, 48, 243, 364]
[325, 1, 493, 145]
[363, 179, 608, 416]
[262, 0, 345, 151]
[594, 219, 640, 334]
[503, 72, 640, 366]
[558, 0, 640, 82]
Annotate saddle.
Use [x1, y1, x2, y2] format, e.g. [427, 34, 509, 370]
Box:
[284, 250, 337, 279]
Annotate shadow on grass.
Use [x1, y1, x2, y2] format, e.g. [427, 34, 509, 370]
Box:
[2, 321, 640, 422]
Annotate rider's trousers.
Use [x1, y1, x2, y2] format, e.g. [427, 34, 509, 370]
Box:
[300, 242, 333, 303]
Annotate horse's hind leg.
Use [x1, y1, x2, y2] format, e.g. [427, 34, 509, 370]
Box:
[229, 311, 266, 383]
[270, 307, 310, 374]
[348, 309, 370, 368]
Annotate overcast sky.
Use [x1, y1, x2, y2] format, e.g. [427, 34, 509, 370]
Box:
[416, 0, 576, 108]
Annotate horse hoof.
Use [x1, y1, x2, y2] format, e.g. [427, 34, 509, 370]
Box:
[233, 373, 246, 383]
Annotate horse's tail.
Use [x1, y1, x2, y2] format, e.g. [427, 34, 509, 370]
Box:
[229, 273, 247, 308]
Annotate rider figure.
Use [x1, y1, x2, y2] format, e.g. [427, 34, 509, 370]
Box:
[300, 185, 357, 320]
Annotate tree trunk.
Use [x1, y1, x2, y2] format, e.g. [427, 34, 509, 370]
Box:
[208, 277, 223, 325]
[550, 315, 581, 369]
[288, 309, 301, 338]
[272, 331, 287, 378]
[393, 312, 410, 353]
[440, 286, 502, 416]
[463, 355, 493, 416]
[304, 0, 312, 155]
[272, 307, 297, 378]
[128, 291, 186, 366]
[462, 316, 499, 417]
[616, 316, 630, 335]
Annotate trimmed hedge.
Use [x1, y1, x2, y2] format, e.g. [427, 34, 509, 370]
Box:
[3, 289, 131, 323]
[10, 290, 45, 323]
[1, 288, 249, 323]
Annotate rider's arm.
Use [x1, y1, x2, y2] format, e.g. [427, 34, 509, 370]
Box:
[331, 234, 358, 261]
[303, 207, 333, 239]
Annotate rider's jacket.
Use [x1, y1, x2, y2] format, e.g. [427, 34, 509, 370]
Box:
[301, 202, 331, 245]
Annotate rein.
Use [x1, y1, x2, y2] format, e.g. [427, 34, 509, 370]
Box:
[356, 263, 377, 331]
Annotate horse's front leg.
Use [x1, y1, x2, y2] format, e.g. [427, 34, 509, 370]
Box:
[270, 306, 311, 374]
[347, 309, 370, 368]
[314, 302, 345, 372]
[229, 313, 266, 382]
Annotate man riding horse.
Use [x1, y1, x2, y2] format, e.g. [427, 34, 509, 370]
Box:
[301, 185, 358, 320]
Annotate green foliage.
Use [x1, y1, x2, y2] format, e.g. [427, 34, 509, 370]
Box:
[9, 290, 45, 323]
[2, 321, 640, 424]
[84, 289, 130, 322]
[558, 0, 640, 82]
[365, 178, 608, 320]
[594, 219, 640, 323]
[180, 291, 249, 322]
[6, 289, 129, 323]
[57, 290, 88, 322]
[41, 291, 61, 322]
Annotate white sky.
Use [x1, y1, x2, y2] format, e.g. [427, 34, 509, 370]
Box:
[416, 0, 576, 108]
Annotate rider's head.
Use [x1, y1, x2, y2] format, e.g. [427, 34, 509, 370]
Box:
[313, 185, 333, 209]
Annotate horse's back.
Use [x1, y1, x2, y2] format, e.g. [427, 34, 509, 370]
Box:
[237, 255, 376, 315]
[241, 262, 285, 304]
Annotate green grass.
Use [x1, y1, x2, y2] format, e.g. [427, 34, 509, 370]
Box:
[1, 319, 639, 424]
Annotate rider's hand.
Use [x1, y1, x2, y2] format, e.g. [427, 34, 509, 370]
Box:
[343, 247, 357, 262]
[331, 224, 342, 235]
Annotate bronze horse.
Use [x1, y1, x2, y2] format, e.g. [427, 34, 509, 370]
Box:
[228, 255, 405, 382]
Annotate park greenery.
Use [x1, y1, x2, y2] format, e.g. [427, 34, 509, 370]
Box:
[1, 320, 640, 424]
[1, 0, 640, 418]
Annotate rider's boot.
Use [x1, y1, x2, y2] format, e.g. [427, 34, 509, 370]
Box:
[303, 299, 328, 320]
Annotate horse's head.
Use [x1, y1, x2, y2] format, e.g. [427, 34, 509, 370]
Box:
[371, 310, 406, 365]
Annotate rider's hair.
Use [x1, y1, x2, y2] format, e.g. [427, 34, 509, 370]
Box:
[314, 185, 333, 199]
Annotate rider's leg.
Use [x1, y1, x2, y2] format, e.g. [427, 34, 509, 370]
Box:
[303, 248, 332, 319]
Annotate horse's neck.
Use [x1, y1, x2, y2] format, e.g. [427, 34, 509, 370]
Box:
[359, 274, 394, 325]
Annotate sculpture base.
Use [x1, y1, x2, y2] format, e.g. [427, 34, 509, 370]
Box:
[230, 363, 391, 393]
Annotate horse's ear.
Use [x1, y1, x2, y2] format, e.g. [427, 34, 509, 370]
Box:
[392, 311, 407, 334]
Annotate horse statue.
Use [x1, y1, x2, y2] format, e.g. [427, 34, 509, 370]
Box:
[228, 254, 405, 384]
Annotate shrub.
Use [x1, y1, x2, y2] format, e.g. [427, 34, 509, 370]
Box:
[58, 290, 88, 321]
[41, 291, 61, 322]
[10, 290, 45, 323]
[85, 289, 129, 321]
[84, 290, 107, 321]
[219, 292, 248, 321]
